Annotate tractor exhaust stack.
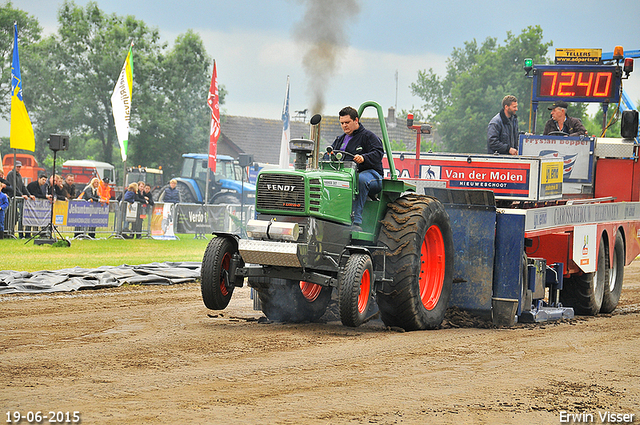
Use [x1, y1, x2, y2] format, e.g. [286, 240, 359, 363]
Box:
[309, 114, 322, 169]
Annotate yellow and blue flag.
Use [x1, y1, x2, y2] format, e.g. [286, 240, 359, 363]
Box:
[10, 23, 35, 152]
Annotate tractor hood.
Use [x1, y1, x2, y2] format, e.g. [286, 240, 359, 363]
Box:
[219, 178, 256, 195]
[255, 164, 357, 225]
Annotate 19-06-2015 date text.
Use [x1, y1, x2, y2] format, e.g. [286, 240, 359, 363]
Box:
[6, 411, 80, 423]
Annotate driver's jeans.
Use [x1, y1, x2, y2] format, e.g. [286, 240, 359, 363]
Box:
[353, 169, 382, 225]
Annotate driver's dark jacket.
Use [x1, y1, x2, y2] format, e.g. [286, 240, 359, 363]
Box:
[543, 115, 587, 136]
[330, 124, 384, 176]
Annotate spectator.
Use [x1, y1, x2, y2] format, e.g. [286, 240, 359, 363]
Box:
[98, 177, 111, 203]
[62, 174, 82, 236]
[79, 177, 101, 238]
[0, 169, 13, 197]
[134, 181, 149, 238]
[0, 181, 8, 239]
[55, 175, 71, 200]
[143, 184, 155, 207]
[46, 175, 68, 201]
[62, 174, 76, 199]
[43, 176, 60, 201]
[137, 181, 148, 202]
[6, 161, 35, 200]
[124, 182, 138, 204]
[163, 179, 180, 204]
[26, 174, 50, 200]
[24, 174, 51, 238]
[79, 178, 100, 202]
[122, 182, 139, 239]
[6, 161, 34, 238]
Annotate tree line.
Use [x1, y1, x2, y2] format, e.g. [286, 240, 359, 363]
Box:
[0, 0, 225, 178]
[407, 26, 624, 153]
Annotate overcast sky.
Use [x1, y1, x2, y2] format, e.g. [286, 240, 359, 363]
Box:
[3, 0, 640, 138]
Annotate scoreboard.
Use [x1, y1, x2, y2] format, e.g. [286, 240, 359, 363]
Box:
[532, 65, 621, 103]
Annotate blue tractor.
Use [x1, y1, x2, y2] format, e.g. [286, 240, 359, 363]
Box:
[159, 153, 255, 204]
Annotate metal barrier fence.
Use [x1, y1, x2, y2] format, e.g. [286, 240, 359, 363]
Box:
[1, 198, 254, 240]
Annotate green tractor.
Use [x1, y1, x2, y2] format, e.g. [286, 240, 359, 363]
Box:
[200, 101, 454, 330]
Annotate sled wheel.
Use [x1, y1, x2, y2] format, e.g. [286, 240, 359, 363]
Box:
[560, 235, 606, 315]
[601, 232, 625, 313]
[339, 253, 373, 327]
[251, 277, 332, 323]
[201, 237, 236, 310]
[376, 194, 454, 331]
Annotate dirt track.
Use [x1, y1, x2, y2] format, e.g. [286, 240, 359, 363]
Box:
[1, 260, 640, 424]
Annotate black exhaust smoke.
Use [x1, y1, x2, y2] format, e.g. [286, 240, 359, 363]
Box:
[293, 0, 361, 116]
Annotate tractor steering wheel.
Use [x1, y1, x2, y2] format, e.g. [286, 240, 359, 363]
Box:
[548, 130, 569, 136]
[326, 146, 356, 162]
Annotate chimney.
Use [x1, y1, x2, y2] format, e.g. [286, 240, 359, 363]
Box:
[387, 106, 397, 128]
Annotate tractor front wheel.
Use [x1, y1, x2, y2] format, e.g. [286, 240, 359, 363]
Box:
[201, 237, 237, 310]
[339, 253, 373, 327]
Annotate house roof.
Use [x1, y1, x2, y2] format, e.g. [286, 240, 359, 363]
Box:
[219, 111, 434, 164]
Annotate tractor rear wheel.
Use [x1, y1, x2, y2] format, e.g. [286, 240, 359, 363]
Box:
[213, 194, 241, 205]
[250, 277, 332, 323]
[201, 237, 237, 310]
[601, 232, 625, 313]
[376, 194, 454, 331]
[560, 235, 606, 315]
[176, 182, 196, 204]
[339, 253, 373, 327]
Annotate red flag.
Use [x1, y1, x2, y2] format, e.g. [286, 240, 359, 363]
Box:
[207, 61, 220, 171]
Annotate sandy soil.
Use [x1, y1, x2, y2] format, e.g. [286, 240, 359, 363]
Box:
[1, 260, 639, 425]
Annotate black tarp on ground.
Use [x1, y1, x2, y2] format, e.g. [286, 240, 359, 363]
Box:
[0, 262, 201, 294]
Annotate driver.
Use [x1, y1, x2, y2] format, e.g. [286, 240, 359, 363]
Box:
[543, 101, 588, 136]
[330, 106, 384, 230]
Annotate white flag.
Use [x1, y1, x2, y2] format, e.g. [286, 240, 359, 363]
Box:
[278, 76, 291, 168]
[111, 44, 133, 162]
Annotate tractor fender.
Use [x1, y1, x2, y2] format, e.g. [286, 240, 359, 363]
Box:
[209, 232, 244, 287]
[175, 178, 202, 203]
[211, 232, 241, 250]
[338, 245, 374, 268]
[218, 178, 256, 194]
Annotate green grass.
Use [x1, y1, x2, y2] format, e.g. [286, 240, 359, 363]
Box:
[0, 234, 212, 272]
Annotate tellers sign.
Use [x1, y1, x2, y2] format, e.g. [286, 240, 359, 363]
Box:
[532, 65, 621, 103]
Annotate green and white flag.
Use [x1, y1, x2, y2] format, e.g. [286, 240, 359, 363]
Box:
[111, 43, 133, 162]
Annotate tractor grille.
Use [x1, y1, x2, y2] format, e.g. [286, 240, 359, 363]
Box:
[309, 179, 321, 212]
[256, 174, 305, 212]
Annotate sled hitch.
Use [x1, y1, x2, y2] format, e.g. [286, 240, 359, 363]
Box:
[518, 262, 574, 323]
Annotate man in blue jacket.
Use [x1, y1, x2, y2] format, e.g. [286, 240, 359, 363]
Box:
[0, 181, 9, 239]
[487, 95, 519, 155]
[330, 106, 384, 230]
